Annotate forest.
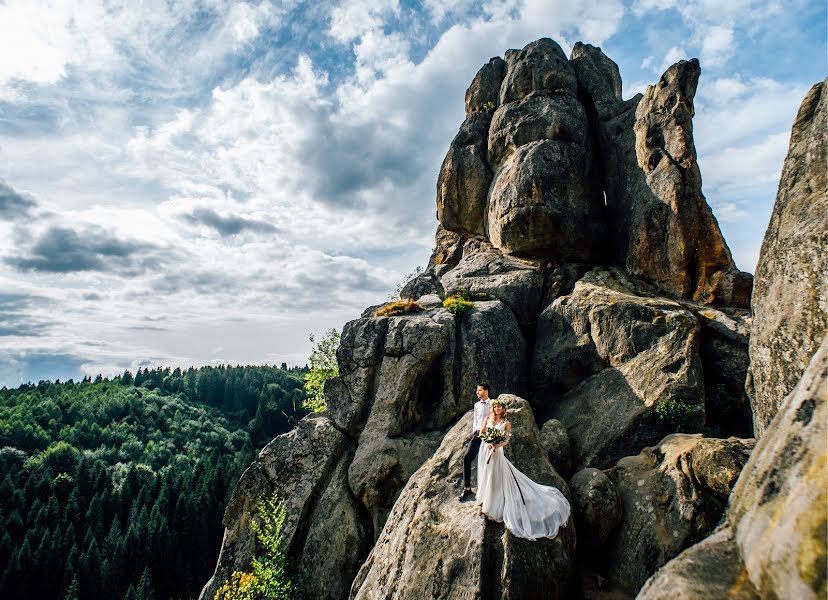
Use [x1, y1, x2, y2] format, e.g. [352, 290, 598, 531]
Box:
[0, 364, 309, 600]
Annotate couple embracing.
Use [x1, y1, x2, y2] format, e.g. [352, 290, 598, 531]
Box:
[458, 383, 570, 541]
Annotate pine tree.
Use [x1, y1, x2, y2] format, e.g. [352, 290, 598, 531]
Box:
[62, 575, 79, 600]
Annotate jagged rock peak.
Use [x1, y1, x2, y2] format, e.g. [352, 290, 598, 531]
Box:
[436, 37, 752, 308]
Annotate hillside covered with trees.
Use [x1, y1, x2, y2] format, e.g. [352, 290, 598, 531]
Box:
[0, 364, 308, 600]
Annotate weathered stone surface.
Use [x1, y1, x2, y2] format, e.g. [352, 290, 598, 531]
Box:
[569, 42, 622, 110]
[499, 38, 578, 104]
[747, 78, 828, 437]
[486, 139, 606, 260]
[541, 418, 572, 476]
[642, 336, 827, 600]
[685, 304, 753, 437]
[571, 44, 751, 307]
[604, 434, 754, 594]
[465, 56, 507, 117]
[438, 239, 544, 324]
[399, 270, 444, 301]
[437, 58, 508, 235]
[540, 262, 590, 311]
[488, 92, 589, 169]
[534, 268, 705, 469]
[327, 317, 390, 436]
[350, 397, 576, 600]
[730, 336, 827, 599]
[200, 416, 371, 600]
[457, 299, 528, 405]
[478, 38, 607, 261]
[636, 528, 759, 600]
[437, 112, 493, 235]
[348, 311, 456, 535]
[569, 468, 621, 548]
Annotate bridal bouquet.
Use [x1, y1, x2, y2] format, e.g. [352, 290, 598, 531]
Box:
[479, 428, 509, 445]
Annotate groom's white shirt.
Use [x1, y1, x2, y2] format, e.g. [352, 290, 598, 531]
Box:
[472, 399, 491, 433]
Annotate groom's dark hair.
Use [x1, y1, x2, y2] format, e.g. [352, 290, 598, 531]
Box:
[478, 382, 491, 392]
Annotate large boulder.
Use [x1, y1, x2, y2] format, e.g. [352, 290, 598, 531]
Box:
[534, 268, 705, 470]
[436, 113, 494, 235]
[642, 336, 827, 600]
[347, 299, 528, 538]
[570, 43, 751, 307]
[604, 433, 754, 594]
[747, 78, 828, 437]
[199, 416, 372, 600]
[465, 56, 508, 117]
[350, 396, 576, 599]
[499, 38, 578, 104]
[484, 38, 605, 260]
[456, 299, 528, 404]
[569, 467, 621, 550]
[326, 317, 390, 437]
[636, 528, 759, 600]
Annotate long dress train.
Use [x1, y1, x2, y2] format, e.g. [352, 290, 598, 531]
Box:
[475, 422, 570, 540]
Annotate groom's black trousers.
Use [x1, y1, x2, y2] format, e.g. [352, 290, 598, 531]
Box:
[462, 432, 482, 488]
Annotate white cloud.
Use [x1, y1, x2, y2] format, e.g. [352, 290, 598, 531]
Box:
[329, 0, 401, 43]
[700, 25, 734, 68]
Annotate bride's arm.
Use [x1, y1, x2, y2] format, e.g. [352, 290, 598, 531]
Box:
[498, 422, 512, 448]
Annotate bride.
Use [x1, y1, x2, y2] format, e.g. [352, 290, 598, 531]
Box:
[475, 399, 571, 540]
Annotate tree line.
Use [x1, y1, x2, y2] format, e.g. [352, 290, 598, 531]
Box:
[0, 364, 309, 600]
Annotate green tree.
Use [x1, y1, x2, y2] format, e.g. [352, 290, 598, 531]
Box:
[214, 496, 292, 600]
[303, 329, 340, 412]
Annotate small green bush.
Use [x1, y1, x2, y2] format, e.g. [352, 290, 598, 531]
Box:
[655, 395, 696, 432]
[443, 293, 475, 315]
[374, 301, 426, 317]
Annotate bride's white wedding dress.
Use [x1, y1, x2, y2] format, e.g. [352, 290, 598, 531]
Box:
[475, 421, 570, 540]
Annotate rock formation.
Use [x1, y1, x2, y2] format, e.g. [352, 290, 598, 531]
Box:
[201, 40, 826, 600]
[747, 77, 828, 438]
[640, 78, 827, 600]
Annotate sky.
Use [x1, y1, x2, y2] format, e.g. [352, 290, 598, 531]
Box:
[0, 0, 825, 387]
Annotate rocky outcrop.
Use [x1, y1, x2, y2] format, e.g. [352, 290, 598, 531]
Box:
[570, 43, 752, 307]
[603, 434, 754, 593]
[747, 77, 828, 437]
[534, 267, 705, 470]
[204, 39, 828, 600]
[350, 396, 576, 599]
[540, 418, 572, 476]
[642, 336, 827, 599]
[727, 336, 827, 598]
[199, 416, 371, 600]
[434, 231, 544, 325]
[487, 40, 606, 260]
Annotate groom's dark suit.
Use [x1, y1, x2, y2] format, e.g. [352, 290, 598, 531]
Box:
[462, 398, 491, 489]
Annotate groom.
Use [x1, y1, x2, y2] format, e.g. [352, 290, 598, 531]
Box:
[458, 382, 491, 501]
